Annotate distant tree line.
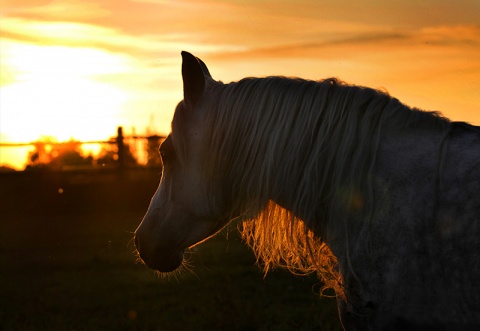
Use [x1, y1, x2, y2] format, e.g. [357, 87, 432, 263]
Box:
[24, 133, 164, 171]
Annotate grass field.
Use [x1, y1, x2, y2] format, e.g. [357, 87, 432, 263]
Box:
[0, 170, 341, 331]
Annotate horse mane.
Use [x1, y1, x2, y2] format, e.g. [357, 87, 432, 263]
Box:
[173, 76, 451, 295]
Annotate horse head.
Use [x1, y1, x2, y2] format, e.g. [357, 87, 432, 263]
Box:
[134, 52, 230, 272]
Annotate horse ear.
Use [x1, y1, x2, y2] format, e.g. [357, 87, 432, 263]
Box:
[181, 51, 211, 107]
[197, 58, 212, 79]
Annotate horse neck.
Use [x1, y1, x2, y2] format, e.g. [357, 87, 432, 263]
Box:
[212, 78, 447, 243]
[229, 79, 382, 242]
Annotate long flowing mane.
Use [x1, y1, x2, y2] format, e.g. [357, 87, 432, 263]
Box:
[173, 76, 451, 294]
[135, 52, 480, 328]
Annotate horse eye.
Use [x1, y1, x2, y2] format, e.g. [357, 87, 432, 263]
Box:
[159, 146, 171, 162]
[159, 149, 167, 160]
[159, 137, 174, 163]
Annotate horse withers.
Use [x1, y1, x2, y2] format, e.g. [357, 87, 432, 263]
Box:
[135, 51, 480, 330]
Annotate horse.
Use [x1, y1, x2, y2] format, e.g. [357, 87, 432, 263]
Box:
[134, 51, 480, 330]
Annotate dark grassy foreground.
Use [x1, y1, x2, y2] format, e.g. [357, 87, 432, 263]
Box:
[0, 170, 341, 331]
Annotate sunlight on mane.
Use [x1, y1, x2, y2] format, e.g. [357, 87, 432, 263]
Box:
[241, 201, 341, 296]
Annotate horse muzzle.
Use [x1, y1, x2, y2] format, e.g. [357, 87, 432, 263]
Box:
[134, 200, 214, 273]
[134, 203, 190, 272]
[134, 196, 227, 273]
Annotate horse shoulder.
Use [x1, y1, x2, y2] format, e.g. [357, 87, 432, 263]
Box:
[340, 126, 480, 328]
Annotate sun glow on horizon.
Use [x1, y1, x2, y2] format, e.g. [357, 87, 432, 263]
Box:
[0, 40, 135, 168]
[1, 1, 479, 170]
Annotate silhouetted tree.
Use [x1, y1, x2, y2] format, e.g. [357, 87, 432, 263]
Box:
[96, 142, 137, 167]
[25, 134, 142, 171]
[26, 139, 93, 170]
[0, 165, 16, 173]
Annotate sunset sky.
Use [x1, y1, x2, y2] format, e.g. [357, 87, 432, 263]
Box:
[1, 0, 479, 169]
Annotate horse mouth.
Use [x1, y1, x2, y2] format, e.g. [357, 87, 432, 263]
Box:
[152, 251, 184, 272]
[135, 236, 185, 272]
[139, 249, 185, 273]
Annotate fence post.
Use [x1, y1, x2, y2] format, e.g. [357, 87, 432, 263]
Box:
[116, 126, 125, 174]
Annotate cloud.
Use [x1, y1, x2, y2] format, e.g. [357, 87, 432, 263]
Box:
[5, 0, 478, 67]
[420, 25, 480, 47]
[1, 17, 154, 51]
[0, 0, 383, 57]
[2, 0, 479, 129]
[209, 24, 480, 60]
[3, 0, 109, 21]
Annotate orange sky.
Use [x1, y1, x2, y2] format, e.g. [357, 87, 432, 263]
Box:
[1, 0, 479, 169]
